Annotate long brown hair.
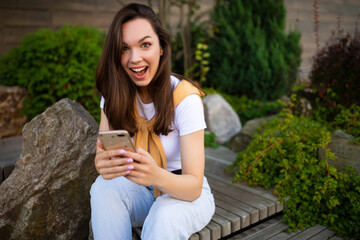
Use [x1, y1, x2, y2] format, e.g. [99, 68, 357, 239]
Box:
[96, 3, 173, 136]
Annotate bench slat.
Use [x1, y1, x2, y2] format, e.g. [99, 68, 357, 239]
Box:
[208, 177, 268, 220]
[211, 213, 231, 237]
[215, 205, 241, 232]
[213, 196, 250, 228]
[213, 191, 259, 224]
[208, 175, 276, 219]
[206, 221, 221, 240]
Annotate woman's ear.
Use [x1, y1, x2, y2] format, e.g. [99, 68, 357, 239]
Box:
[160, 48, 164, 56]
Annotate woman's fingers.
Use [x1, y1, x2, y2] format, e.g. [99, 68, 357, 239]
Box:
[102, 171, 131, 180]
[97, 139, 105, 150]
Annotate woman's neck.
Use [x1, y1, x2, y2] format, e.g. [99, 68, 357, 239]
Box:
[138, 87, 152, 104]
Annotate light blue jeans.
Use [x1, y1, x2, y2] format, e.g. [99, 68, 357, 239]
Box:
[90, 175, 215, 240]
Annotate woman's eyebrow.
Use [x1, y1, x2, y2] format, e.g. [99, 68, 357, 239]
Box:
[138, 36, 151, 43]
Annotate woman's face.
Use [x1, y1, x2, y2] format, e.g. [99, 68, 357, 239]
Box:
[120, 18, 163, 89]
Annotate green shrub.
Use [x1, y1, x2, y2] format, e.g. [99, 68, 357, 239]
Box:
[227, 101, 360, 238]
[204, 88, 283, 124]
[309, 30, 360, 122]
[0, 26, 105, 122]
[204, 132, 219, 148]
[207, 0, 301, 101]
[331, 104, 360, 145]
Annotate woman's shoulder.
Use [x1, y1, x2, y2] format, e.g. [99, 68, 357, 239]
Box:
[170, 75, 181, 90]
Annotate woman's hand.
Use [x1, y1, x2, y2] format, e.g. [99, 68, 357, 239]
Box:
[94, 139, 134, 179]
[123, 147, 162, 187]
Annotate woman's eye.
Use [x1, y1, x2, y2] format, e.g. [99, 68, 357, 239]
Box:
[142, 43, 151, 48]
[122, 46, 129, 52]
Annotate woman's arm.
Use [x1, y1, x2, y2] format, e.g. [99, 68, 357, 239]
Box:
[125, 129, 205, 202]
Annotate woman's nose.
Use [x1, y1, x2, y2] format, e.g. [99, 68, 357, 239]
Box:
[130, 49, 142, 63]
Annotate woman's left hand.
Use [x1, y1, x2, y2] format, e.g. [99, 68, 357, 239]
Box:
[123, 147, 162, 186]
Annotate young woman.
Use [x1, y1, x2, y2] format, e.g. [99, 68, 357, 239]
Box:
[90, 3, 215, 239]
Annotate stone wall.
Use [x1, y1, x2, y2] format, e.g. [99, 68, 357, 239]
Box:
[0, 0, 359, 79]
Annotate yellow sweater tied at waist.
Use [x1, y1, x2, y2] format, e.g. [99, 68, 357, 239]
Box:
[133, 80, 205, 198]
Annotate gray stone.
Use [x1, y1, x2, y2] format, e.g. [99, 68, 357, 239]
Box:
[0, 98, 99, 240]
[228, 116, 275, 153]
[203, 94, 241, 144]
[0, 85, 27, 138]
[319, 130, 360, 174]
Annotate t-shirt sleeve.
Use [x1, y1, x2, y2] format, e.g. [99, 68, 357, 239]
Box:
[175, 94, 207, 136]
[100, 96, 105, 109]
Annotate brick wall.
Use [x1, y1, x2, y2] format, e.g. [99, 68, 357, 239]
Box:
[0, 0, 359, 80]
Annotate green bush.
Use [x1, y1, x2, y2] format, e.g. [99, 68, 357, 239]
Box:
[0, 26, 105, 122]
[204, 88, 283, 124]
[309, 30, 360, 122]
[227, 101, 360, 238]
[207, 0, 301, 101]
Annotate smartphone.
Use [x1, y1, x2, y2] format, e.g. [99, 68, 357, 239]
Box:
[98, 130, 136, 152]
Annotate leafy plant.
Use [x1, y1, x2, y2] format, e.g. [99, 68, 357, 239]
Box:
[205, 132, 219, 148]
[186, 42, 210, 84]
[207, 0, 301, 101]
[309, 29, 360, 122]
[331, 104, 360, 145]
[227, 100, 360, 238]
[0, 26, 105, 122]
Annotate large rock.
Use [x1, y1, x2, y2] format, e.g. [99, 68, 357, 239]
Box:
[319, 130, 360, 174]
[0, 86, 27, 138]
[0, 98, 99, 240]
[203, 94, 241, 144]
[228, 116, 275, 152]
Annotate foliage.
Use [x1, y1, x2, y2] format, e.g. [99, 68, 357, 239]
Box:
[204, 88, 283, 124]
[171, 8, 211, 83]
[331, 104, 360, 145]
[204, 132, 219, 148]
[309, 30, 360, 122]
[185, 42, 210, 84]
[206, 0, 301, 101]
[0, 26, 105, 122]
[227, 99, 360, 238]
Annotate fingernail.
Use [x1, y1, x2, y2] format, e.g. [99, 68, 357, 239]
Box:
[128, 165, 134, 170]
[127, 158, 133, 163]
[119, 149, 126, 155]
[111, 157, 116, 160]
[125, 170, 130, 174]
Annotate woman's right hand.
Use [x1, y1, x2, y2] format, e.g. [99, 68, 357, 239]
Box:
[94, 139, 134, 179]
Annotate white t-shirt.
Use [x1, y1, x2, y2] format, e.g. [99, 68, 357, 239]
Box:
[100, 75, 207, 171]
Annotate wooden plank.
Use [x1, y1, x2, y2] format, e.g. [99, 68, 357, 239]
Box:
[307, 228, 337, 240]
[227, 215, 284, 240]
[211, 214, 231, 237]
[207, 171, 283, 213]
[328, 236, 344, 240]
[208, 177, 269, 220]
[213, 191, 259, 225]
[206, 221, 221, 240]
[189, 233, 200, 240]
[213, 196, 250, 228]
[215, 206, 241, 232]
[268, 231, 298, 240]
[287, 225, 327, 240]
[197, 227, 211, 240]
[208, 175, 276, 217]
[246, 220, 289, 240]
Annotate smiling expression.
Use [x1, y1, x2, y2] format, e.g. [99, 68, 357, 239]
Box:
[120, 18, 163, 90]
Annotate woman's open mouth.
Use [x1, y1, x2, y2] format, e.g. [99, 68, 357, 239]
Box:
[130, 66, 148, 79]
